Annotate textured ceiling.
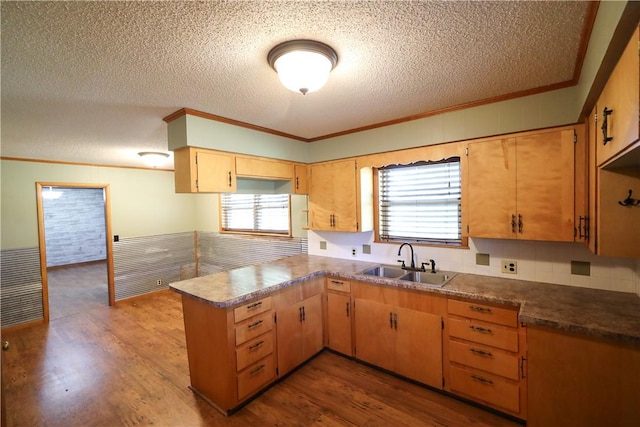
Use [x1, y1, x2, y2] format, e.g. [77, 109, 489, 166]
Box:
[1, 1, 594, 168]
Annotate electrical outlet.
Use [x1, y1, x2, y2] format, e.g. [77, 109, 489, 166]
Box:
[156, 279, 162, 286]
[351, 247, 357, 257]
[501, 260, 517, 274]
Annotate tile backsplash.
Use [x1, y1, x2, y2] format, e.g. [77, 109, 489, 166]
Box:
[308, 231, 640, 296]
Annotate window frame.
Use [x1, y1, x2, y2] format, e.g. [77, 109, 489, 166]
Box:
[373, 157, 464, 247]
[218, 193, 292, 237]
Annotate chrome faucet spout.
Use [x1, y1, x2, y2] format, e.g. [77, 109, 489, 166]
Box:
[397, 243, 415, 269]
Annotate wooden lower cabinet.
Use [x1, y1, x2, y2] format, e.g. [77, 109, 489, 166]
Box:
[353, 282, 444, 389]
[275, 285, 324, 377]
[326, 289, 353, 356]
[181, 294, 276, 414]
[444, 298, 527, 420]
[527, 326, 640, 426]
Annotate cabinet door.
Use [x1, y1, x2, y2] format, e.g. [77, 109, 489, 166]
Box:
[327, 292, 352, 356]
[197, 151, 237, 192]
[294, 164, 309, 195]
[468, 138, 517, 239]
[301, 294, 323, 361]
[516, 130, 575, 241]
[275, 302, 304, 377]
[394, 307, 442, 388]
[354, 298, 395, 372]
[596, 26, 639, 166]
[309, 160, 358, 231]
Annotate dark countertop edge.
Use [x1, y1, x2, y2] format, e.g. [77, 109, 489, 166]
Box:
[171, 261, 640, 348]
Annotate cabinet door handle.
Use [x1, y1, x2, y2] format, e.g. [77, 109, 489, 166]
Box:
[511, 214, 516, 233]
[518, 214, 523, 234]
[389, 312, 393, 329]
[601, 107, 613, 145]
[393, 313, 398, 330]
[296, 176, 299, 190]
[247, 320, 263, 330]
[248, 340, 264, 351]
[299, 306, 303, 322]
[470, 348, 493, 358]
[247, 301, 262, 310]
[471, 374, 493, 385]
[302, 306, 306, 321]
[249, 364, 265, 375]
[469, 305, 492, 314]
[469, 325, 493, 334]
[228, 171, 232, 187]
[520, 356, 527, 379]
[346, 302, 350, 317]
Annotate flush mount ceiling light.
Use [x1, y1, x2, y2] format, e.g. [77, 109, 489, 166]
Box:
[268, 40, 338, 95]
[138, 151, 169, 168]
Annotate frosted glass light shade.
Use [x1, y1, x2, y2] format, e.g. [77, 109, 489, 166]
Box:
[138, 152, 169, 168]
[268, 40, 338, 95]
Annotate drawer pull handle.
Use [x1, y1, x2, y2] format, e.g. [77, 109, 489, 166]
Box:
[247, 301, 262, 310]
[469, 305, 492, 314]
[331, 280, 343, 285]
[247, 320, 263, 330]
[471, 374, 493, 385]
[249, 364, 265, 375]
[470, 348, 493, 358]
[469, 325, 493, 334]
[248, 340, 264, 351]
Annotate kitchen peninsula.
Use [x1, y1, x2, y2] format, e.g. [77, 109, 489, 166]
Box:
[170, 254, 640, 425]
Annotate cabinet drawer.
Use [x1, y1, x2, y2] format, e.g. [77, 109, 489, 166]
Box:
[236, 333, 274, 372]
[449, 340, 520, 380]
[448, 299, 518, 327]
[449, 317, 518, 352]
[237, 355, 276, 401]
[327, 278, 351, 293]
[235, 311, 273, 346]
[450, 365, 520, 414]
[234, 297, 272, 323]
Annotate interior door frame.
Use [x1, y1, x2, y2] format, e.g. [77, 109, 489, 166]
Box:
[36, 182, 115, 323]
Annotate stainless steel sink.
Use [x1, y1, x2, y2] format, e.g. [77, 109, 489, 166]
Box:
[399, 271, 456, 287]
[361, 265, 407, 279]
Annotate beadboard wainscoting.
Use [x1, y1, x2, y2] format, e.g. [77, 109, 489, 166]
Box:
[113, 232, 196, 301]
[0, 247, 44, 327]
[197, 232, 308, 275]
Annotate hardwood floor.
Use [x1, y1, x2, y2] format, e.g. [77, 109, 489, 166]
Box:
[1, 291, 520, 426]
[47, 261, 109, 320]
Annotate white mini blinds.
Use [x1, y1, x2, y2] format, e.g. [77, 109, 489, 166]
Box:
[378, 157, 461, 245]
[221, 194, 290, 234]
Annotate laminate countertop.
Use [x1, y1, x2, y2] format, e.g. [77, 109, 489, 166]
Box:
[170, 254, 640, 347]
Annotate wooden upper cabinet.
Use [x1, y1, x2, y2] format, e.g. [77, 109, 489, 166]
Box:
[468, 138, 517, 239]
[174, 147, 236, 193]
[293, 164, 309, 195]
[468, 128, 576, 242]
[596, 26, 640, 167]
[235, 156, 294, 180]
[309, 159, 361, 232]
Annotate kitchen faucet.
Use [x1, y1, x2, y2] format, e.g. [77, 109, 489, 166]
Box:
[397, 243, 415, 270]
[429, 259, 436, 274]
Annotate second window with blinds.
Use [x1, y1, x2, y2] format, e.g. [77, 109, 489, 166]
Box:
[220, 193, 291, 236]
[377, 158, 462, 246]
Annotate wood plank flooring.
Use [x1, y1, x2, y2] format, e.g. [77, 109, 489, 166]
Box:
[1, 291, 521, 427]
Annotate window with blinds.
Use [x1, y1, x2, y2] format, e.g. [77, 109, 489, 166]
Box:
[378, 158, 461, 245]
[220, 193, 290, 235]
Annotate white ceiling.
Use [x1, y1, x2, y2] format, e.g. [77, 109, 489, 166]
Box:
[1, 1, 595, 168]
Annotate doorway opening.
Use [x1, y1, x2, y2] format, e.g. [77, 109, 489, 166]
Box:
[36, 183, 115, 322]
